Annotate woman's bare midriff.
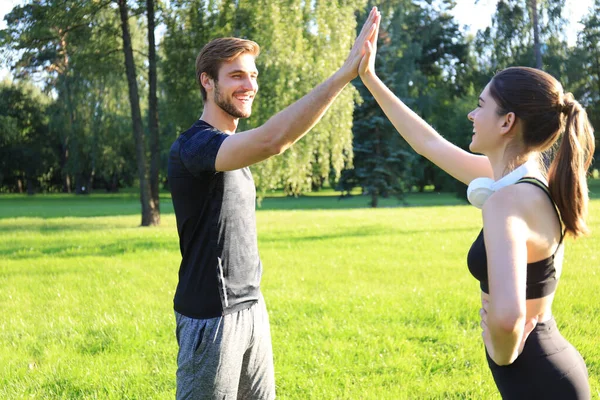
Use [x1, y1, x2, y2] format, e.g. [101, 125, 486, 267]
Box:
[481, 291, 555, 323]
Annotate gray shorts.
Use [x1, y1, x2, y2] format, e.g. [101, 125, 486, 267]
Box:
[175, 295, 275, 400]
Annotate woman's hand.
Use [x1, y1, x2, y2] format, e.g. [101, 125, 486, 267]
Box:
[517, 314, 538, 355]
[479, 299, 494, 358]
[480, 298, 538, 364]
[358, 9, 380, 79]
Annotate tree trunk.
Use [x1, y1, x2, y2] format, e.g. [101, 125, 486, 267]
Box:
[530, 0, 542, 69]
[371, 129, 382, 208]
[59, 30, 76, 193]
[117, 0, 158, 226]
[370, 191, 378, 208]
[88, 169, 95, 194]
[60, 139, 71, 193]
[110, 172, 119, 193]
[147, 0, 160, 224]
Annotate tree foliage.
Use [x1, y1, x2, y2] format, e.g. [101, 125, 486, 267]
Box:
[161, 0, 365, 197]
[0, 80, 52, 194]
[341, 0, 471, 206]
[0, 0, 598, 210]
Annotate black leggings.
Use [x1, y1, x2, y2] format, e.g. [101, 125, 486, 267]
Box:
[486, 317, 590, 399]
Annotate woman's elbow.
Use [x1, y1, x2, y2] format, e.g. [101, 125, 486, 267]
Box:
[494, 311, 525, 333]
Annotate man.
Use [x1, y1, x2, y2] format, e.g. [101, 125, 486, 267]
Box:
[168, 7, 380, 399]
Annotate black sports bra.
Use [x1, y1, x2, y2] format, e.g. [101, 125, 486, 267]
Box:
[466, 177, 564, 299]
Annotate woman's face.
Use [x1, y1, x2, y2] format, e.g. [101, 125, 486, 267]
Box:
[467, 82, 508, 155]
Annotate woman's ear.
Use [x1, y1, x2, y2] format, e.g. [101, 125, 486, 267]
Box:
[500, 111, 517, 136]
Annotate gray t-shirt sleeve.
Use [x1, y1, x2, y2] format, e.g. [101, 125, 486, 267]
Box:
[180, 129, 228, 176]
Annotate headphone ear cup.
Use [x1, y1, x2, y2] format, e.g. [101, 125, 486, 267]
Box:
[467, 177, 495, 209]
[466, 160, 541, 209]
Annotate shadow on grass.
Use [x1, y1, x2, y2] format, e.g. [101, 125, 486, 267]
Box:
[0, 194, 175, 220]
[1, 179, 598, 219]
[257, 192, 468, 211]
[0, 238, 176, 261]
[0, 222, 128, 233]
[0, 191, 467, 219]
[1, 224, 478, 260]
[260, 225, 479, 244]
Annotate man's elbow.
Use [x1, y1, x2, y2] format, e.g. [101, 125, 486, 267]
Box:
[264, 138, 289, 157]
[270, 143, 287, 156]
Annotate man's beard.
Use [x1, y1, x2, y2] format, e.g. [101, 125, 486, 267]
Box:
[214, 81, 252, 119]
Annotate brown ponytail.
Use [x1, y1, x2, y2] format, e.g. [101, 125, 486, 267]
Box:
[489, 68, 596, 238]
[547, 95, 595, 237]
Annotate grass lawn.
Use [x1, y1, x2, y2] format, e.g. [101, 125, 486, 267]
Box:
[1, 182, 599, 399]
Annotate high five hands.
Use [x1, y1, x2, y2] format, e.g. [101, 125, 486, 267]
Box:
[358, 7, 381, 78]
[340, 7, 381, 82]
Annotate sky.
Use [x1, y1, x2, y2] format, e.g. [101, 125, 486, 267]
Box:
[451, 0, 593, 46]
[0, 0, 596, 80]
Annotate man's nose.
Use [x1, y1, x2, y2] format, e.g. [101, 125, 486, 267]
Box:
[241, 76, 257, 91]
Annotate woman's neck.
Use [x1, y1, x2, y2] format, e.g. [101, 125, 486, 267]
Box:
[488, 153, 536, 181]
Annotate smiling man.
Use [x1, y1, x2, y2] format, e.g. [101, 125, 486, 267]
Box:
[167, 9, 379, 400]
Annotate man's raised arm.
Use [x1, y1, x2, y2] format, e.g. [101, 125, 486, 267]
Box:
[215, 7, 380, 172]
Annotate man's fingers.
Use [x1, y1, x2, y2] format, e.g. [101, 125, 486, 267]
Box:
[366, 11, 380, 44]
[358, 7, 378, 40]
[354, 22, 377, 59]
[358, 8, 375, 37]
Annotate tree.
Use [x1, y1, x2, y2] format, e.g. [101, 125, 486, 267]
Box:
[116, 0, 159, 226]
[160, 0, 365, 197]
[147, 0, 161, 222]
[530, 0, 542, 68]
[340, 0, 471, 206]
[573, 0, 600, 153]
[0, 0, 102, 192]
[0, 80, 53, 194]
[473, 0, 567, 72]
[0, 0, 142, 195]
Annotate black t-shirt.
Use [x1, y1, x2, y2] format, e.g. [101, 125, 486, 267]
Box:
[167, 120, 262, 319]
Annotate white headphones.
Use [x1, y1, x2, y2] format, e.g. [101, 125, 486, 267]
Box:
[467, 159, 542, 209]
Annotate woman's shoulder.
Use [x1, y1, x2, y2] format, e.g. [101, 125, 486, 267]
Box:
[483, 179, 553, 219]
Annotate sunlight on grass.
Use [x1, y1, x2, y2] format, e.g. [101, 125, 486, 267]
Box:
[1, 188, 599, 399]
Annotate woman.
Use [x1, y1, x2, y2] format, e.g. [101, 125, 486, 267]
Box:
[358, 20, 594, 399]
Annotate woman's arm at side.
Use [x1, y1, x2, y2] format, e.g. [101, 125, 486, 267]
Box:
[480, 186, 538, 365]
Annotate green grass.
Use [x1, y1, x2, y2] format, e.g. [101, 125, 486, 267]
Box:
[1, 183, 599, 399]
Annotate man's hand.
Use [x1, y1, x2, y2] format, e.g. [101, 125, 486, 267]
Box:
[338, 7, 380, 82]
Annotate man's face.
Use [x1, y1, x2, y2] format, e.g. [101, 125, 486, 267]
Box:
[211, 53, 258, 119]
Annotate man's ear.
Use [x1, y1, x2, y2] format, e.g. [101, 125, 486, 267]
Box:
[500, 111, 517, 136]
[200, 72, 214, 94]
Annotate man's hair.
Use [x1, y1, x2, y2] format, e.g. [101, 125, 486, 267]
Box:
[195, 37, 260, 101]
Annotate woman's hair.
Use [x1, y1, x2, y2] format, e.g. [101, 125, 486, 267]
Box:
[489, 66, 595, 237]
[195, 37, 260, 101]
